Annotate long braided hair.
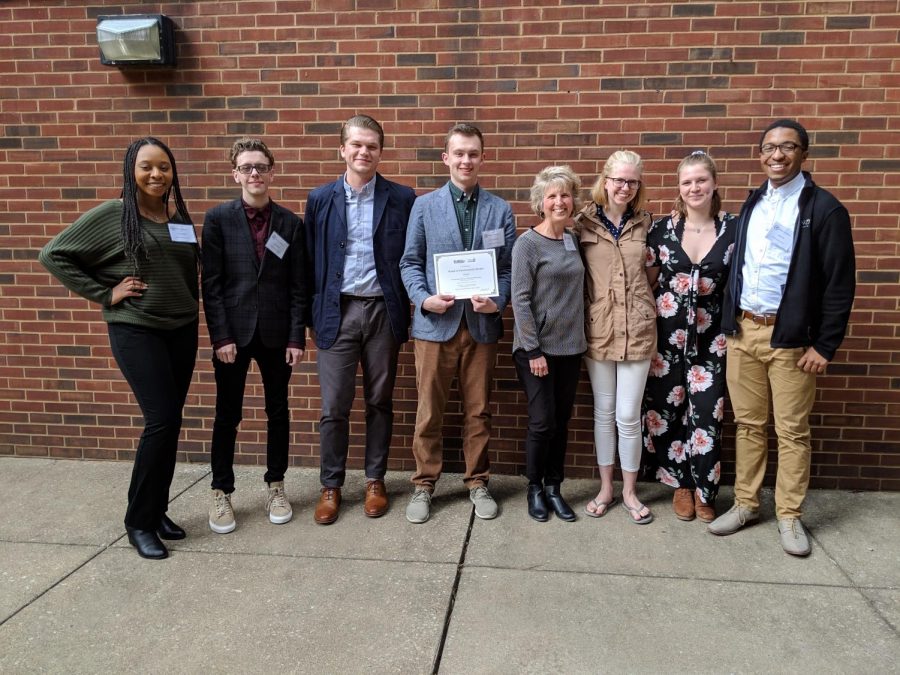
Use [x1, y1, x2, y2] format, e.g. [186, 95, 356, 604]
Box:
[119, 137, 192, 277]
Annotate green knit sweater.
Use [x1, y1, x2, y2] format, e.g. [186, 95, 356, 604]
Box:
[39, 200, 199, 329]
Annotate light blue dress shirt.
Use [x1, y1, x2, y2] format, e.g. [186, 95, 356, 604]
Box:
[340, 175, 382, 297]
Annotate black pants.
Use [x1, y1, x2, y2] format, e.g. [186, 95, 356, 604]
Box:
[513, 350, 582, 486]
[108, 320, 197, 530]
[210, 331, 293, 493]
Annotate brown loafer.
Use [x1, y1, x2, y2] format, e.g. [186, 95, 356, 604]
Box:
[364, 479, 389, 518]
[694, 493, 716, 523]
[673, 488, 695, 521]
[314, 487, 341, 525]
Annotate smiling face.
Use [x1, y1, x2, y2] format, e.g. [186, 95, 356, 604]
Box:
[232, 150, 273, 201]
[759, 126, 808, 188]
[542, 181, 574, 224]
[604, 161, 641, 209]
[442, 133, 484, 191]
[678, 163, 717, 215]
[340, 125, 382, 183]
[134, 144, 173, 205]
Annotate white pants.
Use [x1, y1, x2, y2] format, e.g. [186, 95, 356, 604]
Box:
[584, 357, 651, 473]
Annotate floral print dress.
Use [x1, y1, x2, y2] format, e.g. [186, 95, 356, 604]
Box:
[642, 214, 736, 505]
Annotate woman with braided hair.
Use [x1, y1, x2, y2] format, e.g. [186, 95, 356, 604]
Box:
[40, 137, 199, 559]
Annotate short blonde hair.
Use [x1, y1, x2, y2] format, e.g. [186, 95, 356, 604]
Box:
[530, 165, 582, 217]
[590, 150, 646, 213]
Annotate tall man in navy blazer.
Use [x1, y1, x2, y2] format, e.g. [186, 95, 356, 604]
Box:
[400, 123, 516, 524]
[304, 114, 417, 525]
[202, 138, 308, 534]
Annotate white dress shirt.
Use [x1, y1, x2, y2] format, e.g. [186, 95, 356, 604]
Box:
[739, 171, 805, 314]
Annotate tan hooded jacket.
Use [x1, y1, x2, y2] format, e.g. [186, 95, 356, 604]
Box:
[575, 203, 657, 362]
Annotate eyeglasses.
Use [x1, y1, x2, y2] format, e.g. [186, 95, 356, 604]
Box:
[235, 163, 273, 174]
[760, 142, 802, 156]
[606, 177, 641, 190]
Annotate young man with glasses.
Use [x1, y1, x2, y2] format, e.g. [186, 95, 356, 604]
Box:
[304, 115, 417, 524]
[202, 137, 309, 533]
[710, 119, 855, 556]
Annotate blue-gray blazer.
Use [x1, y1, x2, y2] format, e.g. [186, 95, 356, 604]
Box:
[400, 183, 516, 344]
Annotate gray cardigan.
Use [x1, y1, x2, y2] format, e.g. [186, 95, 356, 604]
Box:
[511, 228, 586, 358]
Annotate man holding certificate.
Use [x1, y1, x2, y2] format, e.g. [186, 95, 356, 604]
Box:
[400, 123, 516, 524]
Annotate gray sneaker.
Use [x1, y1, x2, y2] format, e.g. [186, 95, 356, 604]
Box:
[266, 481, 293, 524]
[406, 488, 432, 524]
[209, 489, 236, 534]
[707, 503, 759, 536]
[778, 518, 811, 556]
[470, 485, 498, 520]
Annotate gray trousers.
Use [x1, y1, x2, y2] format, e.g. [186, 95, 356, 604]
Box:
[317, 296, 400, 487]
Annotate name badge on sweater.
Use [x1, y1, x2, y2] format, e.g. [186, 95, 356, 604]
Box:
[265, 231, 289, 259]
[481, 229, 505, 248]
[564, 233, 577, 251]
[168, 223, 197, 243]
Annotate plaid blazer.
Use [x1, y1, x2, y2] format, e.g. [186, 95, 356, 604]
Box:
[201, 199, 308, 349]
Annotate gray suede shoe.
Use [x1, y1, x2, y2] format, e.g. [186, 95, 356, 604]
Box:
[778, 517, 811, 556]
[707, 503, 759, 535]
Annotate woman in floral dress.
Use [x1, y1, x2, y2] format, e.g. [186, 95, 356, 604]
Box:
[643, 151, 736, 523]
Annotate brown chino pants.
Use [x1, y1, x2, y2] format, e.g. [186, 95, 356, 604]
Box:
[410, 323, 497, 491]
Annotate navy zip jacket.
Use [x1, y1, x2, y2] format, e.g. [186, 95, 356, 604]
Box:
[722, 171, 855, 361]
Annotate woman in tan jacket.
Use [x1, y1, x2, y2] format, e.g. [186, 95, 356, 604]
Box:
[576, 150, 658, 524]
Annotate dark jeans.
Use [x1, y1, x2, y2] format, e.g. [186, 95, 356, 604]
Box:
[210, 331, 293, 493]
[108, 320, 197, 530]
[317, 296, 399, 487]
[513, 350, 582, 486]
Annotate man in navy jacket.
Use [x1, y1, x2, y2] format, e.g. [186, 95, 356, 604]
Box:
[709, 119, 855, 556]
[202, 138, 308, 534]
[304, 114, 416, 524]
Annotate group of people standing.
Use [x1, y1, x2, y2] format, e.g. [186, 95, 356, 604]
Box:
[39, 116, 854, 562]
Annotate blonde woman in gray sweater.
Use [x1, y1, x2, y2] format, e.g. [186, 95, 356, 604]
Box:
[511, 166, 586, 522]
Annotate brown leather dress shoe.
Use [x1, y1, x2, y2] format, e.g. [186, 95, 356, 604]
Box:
[314, 487, 341, 525]
[694, 493, 716, 523]
[673, 488, 695, 521]
[364, 479, 389, 518]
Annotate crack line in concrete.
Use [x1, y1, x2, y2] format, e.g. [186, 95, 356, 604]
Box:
[431, 505, 475, 674]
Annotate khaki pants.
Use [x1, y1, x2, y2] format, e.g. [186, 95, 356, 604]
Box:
[725, 316, 816, 519]
[410, 323, 497, 491]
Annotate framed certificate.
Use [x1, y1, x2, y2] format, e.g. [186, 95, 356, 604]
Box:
[433, 249, 499, 299]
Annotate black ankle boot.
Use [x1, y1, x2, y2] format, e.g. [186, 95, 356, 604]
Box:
[126, 526, 168, 559]
[527, 483, 549, 522]
[544, 484, 576, 521]
[157, 514, 186, 540]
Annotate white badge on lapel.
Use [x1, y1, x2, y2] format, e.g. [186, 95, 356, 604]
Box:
[265, 231, 289, 259]
[481, 229, 505, 248]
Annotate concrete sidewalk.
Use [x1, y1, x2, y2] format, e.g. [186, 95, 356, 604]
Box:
[0, 456, 897, 674]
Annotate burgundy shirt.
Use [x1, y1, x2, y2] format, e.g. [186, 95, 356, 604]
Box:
[243, 199, 272, 262]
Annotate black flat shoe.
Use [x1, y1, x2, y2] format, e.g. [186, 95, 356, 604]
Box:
[157, 514, 186, 540]
[527, 483, 549, 522]
[544, 485, 576, 522]
[126, 527, 168, 559]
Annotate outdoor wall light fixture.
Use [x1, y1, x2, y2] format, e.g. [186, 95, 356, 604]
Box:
[96, 14, 176, 67]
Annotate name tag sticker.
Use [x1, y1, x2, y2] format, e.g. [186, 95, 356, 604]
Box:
[265, 231, 289, 259]
[766, 222, 793, 251]
[168, 223, 197, 243]
[564, 233, 577, 251]
[481, 229, 505, 248]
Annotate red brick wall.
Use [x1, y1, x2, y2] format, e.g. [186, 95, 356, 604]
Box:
[2, 1, 898, 490]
